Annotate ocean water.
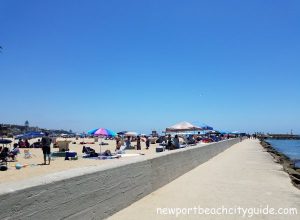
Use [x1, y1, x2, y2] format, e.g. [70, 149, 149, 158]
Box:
[266, 139, 300, 168]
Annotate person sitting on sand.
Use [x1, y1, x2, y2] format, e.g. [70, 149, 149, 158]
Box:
[41, 132, 52, 165]
[24, 139, 30, 148]
[8, 145, 20, 161]
[103, 149, 112, 156]
[82, 146, 98, 157]
[125, 136, 131, 149]
[115, 140, 122, 151]
[115, 136, 120, 148]
[1, 147, 19, 161]
[18, 139, 25, 148]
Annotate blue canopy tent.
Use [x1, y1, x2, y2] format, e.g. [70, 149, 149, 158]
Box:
[15, 132, 44, 139]
[117, 131, 128, 135]
[199, 123, 213, 130]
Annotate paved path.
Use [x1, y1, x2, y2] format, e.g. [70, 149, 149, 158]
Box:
[108, 139, 300, 219]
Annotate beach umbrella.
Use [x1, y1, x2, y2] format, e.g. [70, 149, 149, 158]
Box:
[87, 128, 99, 135]
[0, 139, 12, 146]
[94, 128, 117, 137]
[88, 128, 117, 153]
[124, 131, 138, 137]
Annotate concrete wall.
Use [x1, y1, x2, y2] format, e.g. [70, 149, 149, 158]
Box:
[0, 138, 240, 220]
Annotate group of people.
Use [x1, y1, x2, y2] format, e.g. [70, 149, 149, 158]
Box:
[165, 134, 180, 150]
[17, 139, 30, 148]
[248, 134, 257, 139]
[0, 133, 52, 166]
[0, 144, 20, 162]
[115, 136, 151, 151]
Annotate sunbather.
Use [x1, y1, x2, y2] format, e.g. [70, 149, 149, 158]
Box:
[82, 146, 98, 157]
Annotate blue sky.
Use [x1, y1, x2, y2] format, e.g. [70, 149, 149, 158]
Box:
[1, 0, 300, 134]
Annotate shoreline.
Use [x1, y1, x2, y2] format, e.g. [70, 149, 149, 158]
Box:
[260, 139, 300, 189]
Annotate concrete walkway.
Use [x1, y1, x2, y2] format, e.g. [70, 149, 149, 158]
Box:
[108, 139, 300, 220]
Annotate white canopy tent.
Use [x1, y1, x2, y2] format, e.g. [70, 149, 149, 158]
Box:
[166, 121, 202, 133]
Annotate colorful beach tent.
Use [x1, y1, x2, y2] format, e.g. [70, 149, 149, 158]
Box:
[166, 121, 202, 132]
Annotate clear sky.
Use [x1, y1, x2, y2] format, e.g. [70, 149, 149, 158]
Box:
[1, 0, 300, 134]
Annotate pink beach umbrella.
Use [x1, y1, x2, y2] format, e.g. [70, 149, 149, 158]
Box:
[92, 128, 117, 153]
[94, 128, 117, 137]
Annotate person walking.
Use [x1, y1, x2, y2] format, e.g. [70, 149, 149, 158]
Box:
[41, 132, 52, 165]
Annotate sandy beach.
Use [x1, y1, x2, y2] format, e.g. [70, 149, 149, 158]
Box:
[0, 137, 159, 184]
[108, 139, 300, 220]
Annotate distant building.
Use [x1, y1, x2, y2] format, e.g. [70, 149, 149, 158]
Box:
[25, 120, 29, 131]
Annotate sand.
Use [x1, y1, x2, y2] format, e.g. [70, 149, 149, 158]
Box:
[0, 137, 158, 184]
[108, 139, 300, 220]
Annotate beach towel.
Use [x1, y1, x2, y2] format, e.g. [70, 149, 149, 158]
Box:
[98, 155, 121, 160]
[120, 153, 144, 157]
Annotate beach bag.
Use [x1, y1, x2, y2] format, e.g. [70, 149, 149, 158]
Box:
[0, 165, 8, 171]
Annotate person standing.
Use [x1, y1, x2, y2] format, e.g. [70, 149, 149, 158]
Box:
[173, 135, 180, 149]
[145, 136, 150, 150]
[41, 132, 52, 165]
[167, 134, 172, 150]
[136, 136, 141, 150]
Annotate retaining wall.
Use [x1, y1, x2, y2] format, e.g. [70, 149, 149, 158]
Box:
[0, 138, 241, 220]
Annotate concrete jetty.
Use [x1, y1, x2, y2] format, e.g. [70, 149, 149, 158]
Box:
[108, 139, 300, 220]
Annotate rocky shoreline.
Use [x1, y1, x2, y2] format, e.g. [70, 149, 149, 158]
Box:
[260, 139, 300, 189]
